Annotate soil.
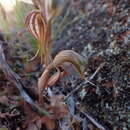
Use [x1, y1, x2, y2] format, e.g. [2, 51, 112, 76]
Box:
[0, 0, 130, 130]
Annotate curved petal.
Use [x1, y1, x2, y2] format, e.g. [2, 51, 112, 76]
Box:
[25, 10, 46, 42]
[47, 67, 61, 86]
[51, 50, 86, 76]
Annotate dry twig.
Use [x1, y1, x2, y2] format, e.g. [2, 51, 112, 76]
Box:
[0, 44, 50, 116]
[81, 110, 107, 130]
[64, 62, 107, 100]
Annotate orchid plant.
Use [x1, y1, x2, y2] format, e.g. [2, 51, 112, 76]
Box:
[25, 0, 86, 104]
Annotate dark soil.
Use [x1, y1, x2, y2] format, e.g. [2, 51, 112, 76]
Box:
[0, 0, 130, 130]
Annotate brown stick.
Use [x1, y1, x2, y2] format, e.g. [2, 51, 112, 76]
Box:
[0, 44, 50, 116]
[81, 110, 107, 130]
[64, 62, 107, 100]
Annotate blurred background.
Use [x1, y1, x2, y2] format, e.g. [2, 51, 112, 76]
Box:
[0, 0, 33, 32]
[0, 0, 129, 129]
